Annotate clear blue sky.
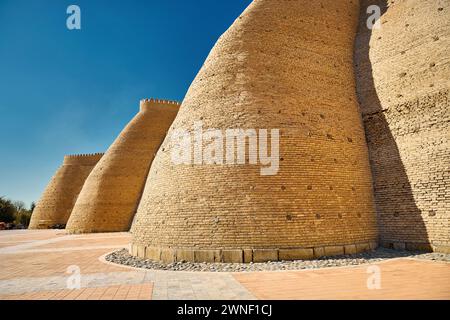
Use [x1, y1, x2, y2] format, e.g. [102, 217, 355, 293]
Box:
[0, 0, 252, 207]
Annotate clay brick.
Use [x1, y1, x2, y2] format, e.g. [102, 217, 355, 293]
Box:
[324, 246, 344, 257]
[279, 248, 314, 260]
[252, 250, 278, 263]
[221, 250, 243, 263]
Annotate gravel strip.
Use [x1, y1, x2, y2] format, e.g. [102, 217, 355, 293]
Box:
[105, 248, 450, 272]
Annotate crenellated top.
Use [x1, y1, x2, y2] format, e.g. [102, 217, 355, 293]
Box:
[139, 98, 181, 111]
[63, 153, 104, 166]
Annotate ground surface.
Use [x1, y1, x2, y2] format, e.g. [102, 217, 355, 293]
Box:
[106, 247, 449, 272]
[0, 230, 448, 300]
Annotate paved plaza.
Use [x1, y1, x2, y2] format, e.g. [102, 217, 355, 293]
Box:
[0, 230, 448, 300]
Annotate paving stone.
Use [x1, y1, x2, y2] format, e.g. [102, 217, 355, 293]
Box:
[1, 230, 448, 301]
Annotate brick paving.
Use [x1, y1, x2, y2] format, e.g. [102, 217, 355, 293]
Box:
[0, 230, 448, 300]
[234, 259, 450, 300]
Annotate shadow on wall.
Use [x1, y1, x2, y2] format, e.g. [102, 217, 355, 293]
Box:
[354, 0, 430, 251]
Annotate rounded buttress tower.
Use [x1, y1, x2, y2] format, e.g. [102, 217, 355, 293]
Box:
[65, 99, 180, 233]
[29, 153, 103, 229]
[130, 0, 378, 263]
[355, 0, 450, 252]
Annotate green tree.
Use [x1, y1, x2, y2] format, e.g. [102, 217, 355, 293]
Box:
[0, 197, 16, 223]
[15, 211, 32, 227]
[30, 202, 36, 212]
[11, 201, 34, 227]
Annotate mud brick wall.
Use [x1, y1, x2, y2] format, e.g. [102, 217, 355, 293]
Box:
[29, 153, 103, 229]
[65, 99, 179, 233]
[355, 0, 450, 252]
[130, 0, 379, 263]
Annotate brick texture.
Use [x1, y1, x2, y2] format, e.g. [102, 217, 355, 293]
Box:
[130, 0, 379, 262]
[29, 154, 103, 229]
[355, 0, 450, 252]
[65, 99, 179, 233]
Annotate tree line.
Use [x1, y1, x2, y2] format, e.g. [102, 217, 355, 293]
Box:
[0, 197, 35, 228]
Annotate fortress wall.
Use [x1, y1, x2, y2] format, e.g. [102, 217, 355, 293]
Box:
[355, 0, 450, 252]
[28, 153, 103, 229]
[130, 0, 379, 263]
[65, 99, 180, 233]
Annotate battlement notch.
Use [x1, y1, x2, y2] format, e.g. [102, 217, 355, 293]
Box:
[63, 153, 104, 165]
[140, 98, 181, 111]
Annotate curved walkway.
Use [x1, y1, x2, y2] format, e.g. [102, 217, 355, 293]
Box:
[0, 230, 448, 300]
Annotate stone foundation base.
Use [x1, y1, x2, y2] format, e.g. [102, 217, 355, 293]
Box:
[379, 240, 450, 254]
[130, 241, 378, 264]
